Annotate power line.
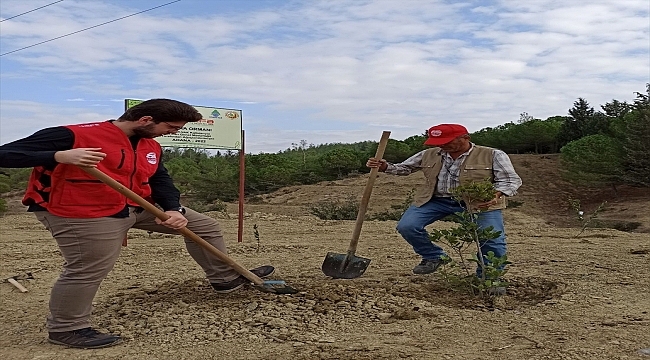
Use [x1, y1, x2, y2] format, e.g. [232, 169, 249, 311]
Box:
[0, 0, 181, 57]
[0, 0, 64, 23]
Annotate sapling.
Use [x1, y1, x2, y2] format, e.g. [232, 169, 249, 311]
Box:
[428, 180, 511, 297]
[568, 198, 607, 237]
[253, 224, 261, 253]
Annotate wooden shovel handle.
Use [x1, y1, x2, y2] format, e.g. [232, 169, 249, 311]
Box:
[347, 131, 391, 254]
[79, 166, 264, 286]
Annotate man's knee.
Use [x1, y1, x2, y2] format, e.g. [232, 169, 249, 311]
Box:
[396, 217, 418, 236]
[59, 266, 113, 283]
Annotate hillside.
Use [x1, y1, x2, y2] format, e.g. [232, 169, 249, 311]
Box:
[3, 154, 648, 233]
[244, 154, 650, 233]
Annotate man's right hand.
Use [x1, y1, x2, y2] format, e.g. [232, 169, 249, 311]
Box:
[54, 148, 106, 167]
[366, 157, 388, 172]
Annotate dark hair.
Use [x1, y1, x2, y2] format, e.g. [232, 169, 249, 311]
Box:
[118, 99, 202, 123]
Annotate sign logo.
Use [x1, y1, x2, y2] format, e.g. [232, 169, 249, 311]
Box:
[198, 118, 216, 125]
[210, 110, 221, 118]
[146, 152, 157, 165]
[225, 111, 239, 119]
[430, 129, 443, 137]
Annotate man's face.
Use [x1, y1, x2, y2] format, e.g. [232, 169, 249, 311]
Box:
[132, 118, 187, 138]
[439, 135, 470, 153]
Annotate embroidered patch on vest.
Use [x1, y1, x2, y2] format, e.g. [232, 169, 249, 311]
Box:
[146, 152, 157, 164]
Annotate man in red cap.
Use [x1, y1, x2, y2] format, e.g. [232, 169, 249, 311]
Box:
[366, 124, 521, 288]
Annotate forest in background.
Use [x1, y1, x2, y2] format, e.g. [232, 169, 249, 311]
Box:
[1, 85, 648, 212]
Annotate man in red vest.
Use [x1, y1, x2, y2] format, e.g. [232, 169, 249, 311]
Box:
[0, 99, 274, 349]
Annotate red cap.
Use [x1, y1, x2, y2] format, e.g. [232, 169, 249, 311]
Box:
[423, 124, 469, 146]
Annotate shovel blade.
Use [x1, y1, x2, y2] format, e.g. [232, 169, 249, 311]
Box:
[321, 252, 371, 279]
[253, 280, 299, 295]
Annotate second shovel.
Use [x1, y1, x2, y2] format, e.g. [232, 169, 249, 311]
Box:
[322, 130, 391, 279]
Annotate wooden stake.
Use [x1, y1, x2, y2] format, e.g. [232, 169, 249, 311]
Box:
[7, 278, 28, 293]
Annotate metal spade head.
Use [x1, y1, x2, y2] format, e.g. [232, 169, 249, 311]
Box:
[253, 280, 299, 294]
[321, 252, 371, 279]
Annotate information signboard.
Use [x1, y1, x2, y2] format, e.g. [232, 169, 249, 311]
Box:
[125, 99, 242, 150]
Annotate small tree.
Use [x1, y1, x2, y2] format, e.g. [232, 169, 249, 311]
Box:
[428, 180, 511, 297]
[567, 198, 607, 238]
[560, 134, 624, 192]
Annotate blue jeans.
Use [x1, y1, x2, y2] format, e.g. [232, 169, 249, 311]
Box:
[396, 197, 508, 276]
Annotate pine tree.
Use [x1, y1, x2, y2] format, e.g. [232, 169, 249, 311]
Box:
[622, 85, 650, 186]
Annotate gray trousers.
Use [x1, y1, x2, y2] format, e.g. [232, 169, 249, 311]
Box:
[35, 207, 239, 332]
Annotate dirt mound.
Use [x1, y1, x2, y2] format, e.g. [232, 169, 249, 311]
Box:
[93, 274, 563, 344]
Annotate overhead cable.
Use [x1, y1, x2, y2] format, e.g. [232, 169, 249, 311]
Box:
[0, 0, 64, 23]
[0, 0, 180, 57]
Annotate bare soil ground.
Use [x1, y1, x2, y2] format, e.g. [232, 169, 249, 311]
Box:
[1, 154, 649, 360]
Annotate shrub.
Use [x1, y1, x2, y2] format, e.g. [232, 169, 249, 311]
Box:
[592, 219, 642, 232]
[309, 197, 359, 220]
[369, 189, 415, 221]
[247, 195, 265, 204]
[187, 199, 228, 216]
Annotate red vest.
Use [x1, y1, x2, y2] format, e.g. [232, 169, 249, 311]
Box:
[22, 121, 162, 218]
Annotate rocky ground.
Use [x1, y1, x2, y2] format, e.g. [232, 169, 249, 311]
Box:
[2, 210, 649, 360]
[1, 154, 649, 359]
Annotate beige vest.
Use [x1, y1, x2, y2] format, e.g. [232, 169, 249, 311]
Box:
[412, 145, 507, 211]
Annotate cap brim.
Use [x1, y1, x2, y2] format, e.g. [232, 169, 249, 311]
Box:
[424, 136, 455, 146]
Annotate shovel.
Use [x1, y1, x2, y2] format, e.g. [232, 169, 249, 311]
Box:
[79, 166, 298, 295]
[322, 130, 391, 279]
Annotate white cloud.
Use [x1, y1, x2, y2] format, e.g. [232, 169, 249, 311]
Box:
[0, 0, 648, 153]
[0, 100, 115, 143]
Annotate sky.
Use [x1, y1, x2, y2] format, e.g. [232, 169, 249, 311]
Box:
[0, 0, 648, 154]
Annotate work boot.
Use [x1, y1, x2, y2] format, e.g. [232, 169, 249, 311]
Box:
[211, 265, 275, 293]
[48, 327, 122, 349]
[412, 258, 448, 274]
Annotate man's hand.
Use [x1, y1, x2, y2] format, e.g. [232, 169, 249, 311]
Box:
[366, 157, 388, 172]
[475, 191, 504, 209]
[156, 210, 188, 229]
[54, 148, 106, 167]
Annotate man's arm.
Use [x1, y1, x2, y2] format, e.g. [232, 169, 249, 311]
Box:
[148, 159, 182, 211]
[0, 127, 106, 168]
[367, 150, 426, 175]
[0, 127, 74, 168]
[492, 150, 522, 196]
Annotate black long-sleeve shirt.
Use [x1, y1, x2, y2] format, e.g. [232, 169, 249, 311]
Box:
[0, 125, 181, 216]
